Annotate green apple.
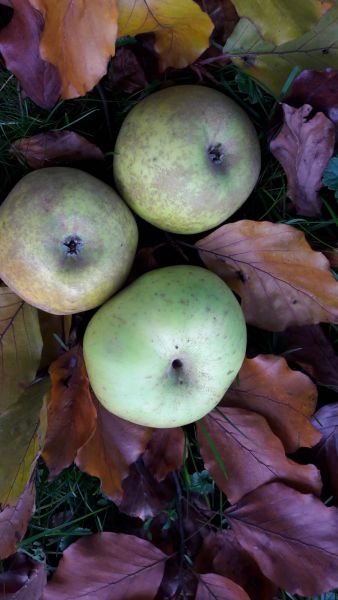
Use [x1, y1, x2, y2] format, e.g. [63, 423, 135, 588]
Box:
[113, 85, 261, 234]
[0, 167, 138, 314]
[83, 265, 246, 428]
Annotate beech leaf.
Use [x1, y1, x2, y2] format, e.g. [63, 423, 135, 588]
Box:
[286, 68, 338, 126]
[279, 324, 338, 391]
[0, 378, 49, 506]
[0, 0, 60, 108]
[270, 104, 335, 215]
[223, 6, 338, 96]
[0, 480, 35, 560]
[225, 482, 338, 596]
[0, 287, 42, 413]
[0, 553, 47, 598]
[196, 572, 250, 600]
[312, 403, 338, 497]
[42, 346, 97, 478]
[12, 131, 104, 169]
[143, 427, 186, 481]
[224, 355, 320, 452]
[198, 406, 321, 503]
[76, 398, 152, 504]
[197, 219, 338, 331]
[43, 532, 167, 599]
[198, 0, 239, 47]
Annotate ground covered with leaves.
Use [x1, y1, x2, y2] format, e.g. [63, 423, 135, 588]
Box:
[1, 1, 338, 599]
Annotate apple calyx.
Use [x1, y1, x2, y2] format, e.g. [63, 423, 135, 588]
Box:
[207, 143, 225, 165]
[62, 235, 83, 256]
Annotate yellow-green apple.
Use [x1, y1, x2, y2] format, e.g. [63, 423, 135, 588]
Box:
[83, 265, 246, 428]
[113, 85, 261, 234]
[0, 167, 138, 314]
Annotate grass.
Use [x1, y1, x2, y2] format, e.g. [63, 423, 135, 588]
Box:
[0, 57, 337, 599]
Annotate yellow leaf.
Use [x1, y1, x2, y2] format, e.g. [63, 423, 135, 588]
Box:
[0, 378, 50, 507]
[117, 0, 213, 70]
[231, 0, 334, 46]
[0, 287, 42, 413]
[29, 0, 119, 98]
[223, 6, 338, 95]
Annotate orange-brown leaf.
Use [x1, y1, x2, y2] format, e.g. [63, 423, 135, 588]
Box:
[143, 428, 185, 481]
[270, 104, 335, 216]
[0, 480, 35, 560]
[197, 220, 338, 331]
[42, 346, 97, 477]
[29, 0, 118, 98]
[76, 399, 152, 503]
[198, 407, 321, 503]
[43, 532, 167, 599]
[224, 355, 320, 452]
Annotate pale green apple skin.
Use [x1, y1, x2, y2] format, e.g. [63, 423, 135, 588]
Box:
[113, 85, 261, 234]
[0, 167, 138, 314]
[83, 265, 246, 428]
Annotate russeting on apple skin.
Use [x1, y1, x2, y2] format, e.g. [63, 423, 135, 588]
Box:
[83, 265, 247, 428]
[0, 167, 138, 314]
[113, 85, 261, 235]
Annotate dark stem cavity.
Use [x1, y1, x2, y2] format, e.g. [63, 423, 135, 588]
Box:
[207, 143, 225, 165]
[63, 235, 83, 256]
[172, 358, 183, 370]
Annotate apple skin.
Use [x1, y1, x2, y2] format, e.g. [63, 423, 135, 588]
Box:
[113, 85, 261, 235]
[0, 167, 138, 314]
[83, 265, 246, 428]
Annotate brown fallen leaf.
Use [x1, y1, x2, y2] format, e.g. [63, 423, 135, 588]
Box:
[76, 398, 152, 503]
[196, 573, 250, 600]
[225, 481, 338, 596]
[194, 530, 277, 599]
[279, 324, 338, 391]
[198, 406, 321, 503]
[270, 103, 335, 215]
[12, 131, 104, 169]
[143, 427, 185, 482]
[109, 46, 149, 93]
[119, 458, 175, 519]
[224, 355, 320, 452]
[0, 479, 35, 560]
[42, 346, 97, 478]
[312, 403, 338, 497]
[197, 220, 338, 331]
[0, 0, 60, 108]
[198, 0, 239, 46]
[0, 552, 46, 597]
[43, 532, 167, 599]
[29, 0, 118, 99]
[286, 68, 338, 128]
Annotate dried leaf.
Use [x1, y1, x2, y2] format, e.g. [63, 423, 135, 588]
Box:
[194, 530, 277, 599]
[0, 378, 49, 506]
[76, 398, 152, 503]
[196, 573, 250, 600]
[143, 428, 185, 481]
[38, 311, 71, 370]
[197, 220, 338, 331]
[312, 403, 338, 497]
[0, 480, 35, 560]
[0, 287, 43, 413]
[0, 0, 60, 108]
[323, 155, 338, 199]
[119, 459, 175, 519]
[42, 346, 97, 478]
[198, 407, 321, 503]
[12, 131, 104, 169]
[223, 7, 338, 96]
[0, 553, 46, 597]
[270, 104, 335, 215]
[279, 324, 338, 391]
[224, 355, 320, 452]
[29, 0, 118, 99]
[198, 0, 239, 46]
[110, 46, 148, 93]
[117, 0, 214, 71]
[230, 0, 333, 45]
[43, 532, 167, 599]
[286, 68, 338, 126]
[225, 481, 338, 596]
